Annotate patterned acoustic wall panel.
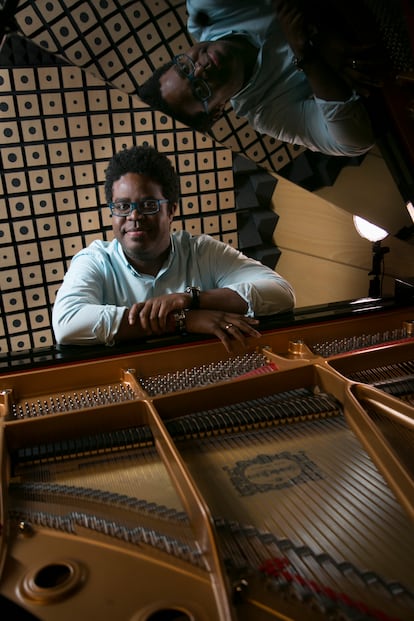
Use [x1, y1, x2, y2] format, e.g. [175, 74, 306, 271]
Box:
[0, 57, 236, 355]
[12, 0, 309, 175]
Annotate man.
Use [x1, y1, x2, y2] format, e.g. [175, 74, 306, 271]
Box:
[52, 145, 295, 353]
[139, 0, 378, 157]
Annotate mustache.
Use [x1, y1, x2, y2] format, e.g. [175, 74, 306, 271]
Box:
[122, 223, 149, 232]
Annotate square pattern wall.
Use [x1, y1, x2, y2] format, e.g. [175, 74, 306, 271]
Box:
[12, 0, 306, 173]
[0, 61, 236, 354]
[0, 0, 304, 356]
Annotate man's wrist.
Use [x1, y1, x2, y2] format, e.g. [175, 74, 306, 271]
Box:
[185, 286, 201, 310]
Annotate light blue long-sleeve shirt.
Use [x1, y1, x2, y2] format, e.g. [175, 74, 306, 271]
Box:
[52, 231, 295, 346]
[187, 0, 374, 156]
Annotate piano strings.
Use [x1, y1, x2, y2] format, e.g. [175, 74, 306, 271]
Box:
[8, 383, 414, 619]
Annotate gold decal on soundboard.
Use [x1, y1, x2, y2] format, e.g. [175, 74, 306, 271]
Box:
[223, 451, 324, 496]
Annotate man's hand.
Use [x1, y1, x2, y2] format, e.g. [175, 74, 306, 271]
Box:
[128, 292, 190, 334]
[273, 0, 311, 58]
[127, 301, 261, 352]
[186, 310, 261, 353]
[311, 31, 386, 96]
[274, 0, 387, 97]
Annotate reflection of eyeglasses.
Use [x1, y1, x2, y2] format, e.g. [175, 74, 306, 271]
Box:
[108, 199, 169, 217]
[172, 54, 211, 114]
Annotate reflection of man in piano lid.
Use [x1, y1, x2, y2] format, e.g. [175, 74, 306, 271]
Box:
[52, 145, 295, 352]
[139, 0, 381, 157]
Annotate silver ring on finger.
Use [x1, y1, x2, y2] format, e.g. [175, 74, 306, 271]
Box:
[224, 323, 233, 330]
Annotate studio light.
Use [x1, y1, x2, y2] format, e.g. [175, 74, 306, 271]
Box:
[406, 200, 414, 223]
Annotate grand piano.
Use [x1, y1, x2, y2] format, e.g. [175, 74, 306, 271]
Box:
[1, 296, 413, 620]
[1, 0, 414, 619]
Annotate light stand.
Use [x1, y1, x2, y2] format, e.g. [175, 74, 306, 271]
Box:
[368, 240, 390, 298]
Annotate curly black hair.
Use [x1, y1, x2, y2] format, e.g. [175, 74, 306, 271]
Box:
[104, 144, 180, 205]
[138, 63, 214, 134]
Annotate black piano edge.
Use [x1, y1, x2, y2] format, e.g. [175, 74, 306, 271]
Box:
[1, 295, 413, 374]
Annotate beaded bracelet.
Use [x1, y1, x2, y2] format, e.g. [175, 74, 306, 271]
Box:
[292, 41, 316, 72]
[174, 309, 187, 335]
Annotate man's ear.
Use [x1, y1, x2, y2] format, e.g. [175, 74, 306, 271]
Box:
[210, 104, 226, 123]
[169, 202, 178, 219]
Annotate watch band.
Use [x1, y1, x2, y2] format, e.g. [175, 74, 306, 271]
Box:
[185, 286, 201, 310]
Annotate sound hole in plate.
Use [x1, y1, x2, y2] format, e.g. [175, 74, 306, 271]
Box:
[20, 560, 85, 603]
[34, 563, 72, 588]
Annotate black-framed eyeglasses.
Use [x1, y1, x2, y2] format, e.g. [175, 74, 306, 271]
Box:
[172, 54, 211, 114]
[108, 199, 169, 217]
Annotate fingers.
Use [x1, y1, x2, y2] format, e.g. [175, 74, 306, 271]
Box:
[341, 65, 384, 97]
[218, 317, 261, 353]
[129, 294, 186, 334]
[128, 303, 145, 326]
[129, 303, 262, 350]
[141, 301, 171, 333]
[140, 301, 161, 333]
[128, 300, 167, 334]
[347, 59, 386, 83]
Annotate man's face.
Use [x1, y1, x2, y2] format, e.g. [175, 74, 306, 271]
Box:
[159, 41, 247, 121]
[111, 173, 175, 266]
